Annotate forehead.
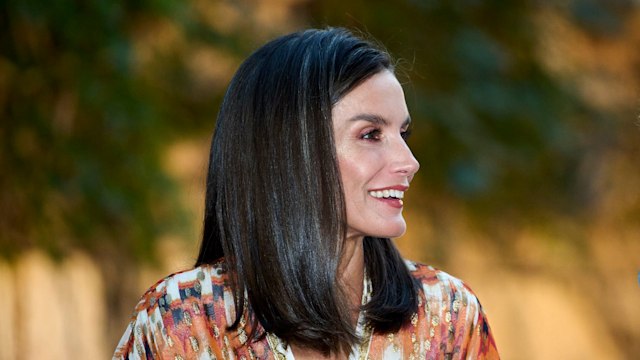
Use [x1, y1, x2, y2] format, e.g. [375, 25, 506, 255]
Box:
[332, 70, 409, 125]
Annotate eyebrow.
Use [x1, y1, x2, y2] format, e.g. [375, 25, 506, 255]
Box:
[348, 113, 412, 128]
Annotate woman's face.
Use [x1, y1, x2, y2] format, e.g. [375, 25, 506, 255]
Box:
[333, 70, 420, 240]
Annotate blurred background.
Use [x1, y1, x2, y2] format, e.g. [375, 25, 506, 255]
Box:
[1, 0, 639, 359]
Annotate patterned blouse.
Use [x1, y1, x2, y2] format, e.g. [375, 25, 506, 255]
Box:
[113, 260, 499, 359]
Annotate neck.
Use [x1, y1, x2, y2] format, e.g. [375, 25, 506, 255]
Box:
[338, 234, 366, 321]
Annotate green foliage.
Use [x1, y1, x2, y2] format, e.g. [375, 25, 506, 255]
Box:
[0, 0, 310, 261]
[1, 0, 634, 260]
[0, 0, 208, 260]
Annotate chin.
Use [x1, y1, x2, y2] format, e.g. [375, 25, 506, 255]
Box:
[386, 229, 407, 239]
[368, 223, 407, 239]
[348, 218, 407, 239]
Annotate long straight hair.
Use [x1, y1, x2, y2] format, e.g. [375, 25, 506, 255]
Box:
[196, 28, 418, 355]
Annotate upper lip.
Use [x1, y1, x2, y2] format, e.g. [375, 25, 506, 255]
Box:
[368, 185, 409, 192]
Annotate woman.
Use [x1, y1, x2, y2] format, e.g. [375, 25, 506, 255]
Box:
[114, 28, 499, 359]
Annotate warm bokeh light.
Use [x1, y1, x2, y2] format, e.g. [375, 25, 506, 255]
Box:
[1, 1, 639, 359]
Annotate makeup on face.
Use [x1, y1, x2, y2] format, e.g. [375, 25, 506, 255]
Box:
[332, 70, 420, 240]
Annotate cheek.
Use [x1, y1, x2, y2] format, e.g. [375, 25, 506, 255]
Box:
[338, 156, 367, 192]
[338, 146, 378, 178]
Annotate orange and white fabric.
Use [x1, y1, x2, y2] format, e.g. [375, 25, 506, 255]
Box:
[113, 260, 499, 359]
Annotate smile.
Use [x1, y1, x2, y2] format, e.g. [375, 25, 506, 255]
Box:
[368, 189, 405, 199]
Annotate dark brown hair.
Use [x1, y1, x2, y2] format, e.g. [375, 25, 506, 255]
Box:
[196, 27, 418, 355]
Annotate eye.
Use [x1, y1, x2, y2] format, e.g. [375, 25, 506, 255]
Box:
[401, 128, 412, 141]
[361, 128, 382, 141]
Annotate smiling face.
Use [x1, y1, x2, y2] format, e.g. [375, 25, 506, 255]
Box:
[332, 70, 420, 240]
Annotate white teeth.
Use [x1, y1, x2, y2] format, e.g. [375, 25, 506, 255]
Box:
[368, 189, 405, 199]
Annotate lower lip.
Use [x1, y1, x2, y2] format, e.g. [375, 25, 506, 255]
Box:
[372, 197, 404, 209]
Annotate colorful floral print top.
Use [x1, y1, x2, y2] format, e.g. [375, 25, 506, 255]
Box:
[113, 260, 499, 359]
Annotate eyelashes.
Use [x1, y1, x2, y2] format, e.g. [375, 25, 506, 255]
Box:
[361, 128, 382, 141]
[360, 127, 412, 141]
[401, 128, 412, 140]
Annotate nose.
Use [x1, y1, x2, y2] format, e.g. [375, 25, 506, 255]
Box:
[392, 138, 420, 178]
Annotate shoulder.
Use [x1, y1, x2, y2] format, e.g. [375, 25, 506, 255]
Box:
[130, 260, 231, 316]
[405, 259, 480, 305]
[404, 259, 486, 328]
[113, 261, 243, 359]
[402, 260, 500, 358]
